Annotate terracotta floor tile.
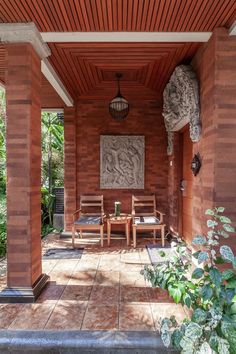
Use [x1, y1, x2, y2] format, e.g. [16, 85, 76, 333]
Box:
[82, 305, 118, 330]
[120, 271, 146, 287]
[120, 286, 149, 303]
[0, 304, 23, 329]
[151, 303, 187, 330]
[119, 304, 155, 331]
[146, 287, 173, 303]
[53, 259, 79, 271]
[42, 260, 58, 273]
[36, 282, 66, 304]
[9, 304, 54, 330]
[45, 301, 87, 330]
[69, 270, 96, 285]
[89, 285, 119, 305]
[49, 270, 72, 285]
[94, 271, 119, 286]
[60, 284, 92, 301]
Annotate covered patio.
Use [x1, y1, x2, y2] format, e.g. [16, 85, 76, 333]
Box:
[0, 0, 236, 352]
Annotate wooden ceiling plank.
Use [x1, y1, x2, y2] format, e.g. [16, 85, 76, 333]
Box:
[78, 58, 93, 92]
[57, 0, 74, 31]
[135, 0, 145, 31]
[194, 0, 219, 30]
[122, 0, 128, 30]
[41, 0, 63, 31]
[182, 0, 206, 31]
[100, 0, 109, 30]
[131, 0, 139, 30]
[65, 0, 79, 31]
[171, 0, 189, 31]
[205, 0, 235, 31]
[89, 62, 100, 86]
[106, 0, 113, 31]
[165, 0, 182, 31]
[2, 1, 20, 22]
[144, 0, 155, 31]
[73, 0, 85, 31]
[71, 54, 90, 94]
[48, 0, 66, 31]
[112, 0, 118, 31]
[150, 0, 162, 31]
[159, 0, 173, 31]
[140, 0, 149, 31]
[127, 0, 133, 31]
[30, 0, 52, 32]
[96, 0, 105, 31]
[90, 0, 101, 31]
[117, 0, 123, 31]
[7, 0, 27, 22]
[190, 0, 210, 31]
[77, 0, 90, 31]
[175, 0, 193, 31]
[162, 0, 177, 31]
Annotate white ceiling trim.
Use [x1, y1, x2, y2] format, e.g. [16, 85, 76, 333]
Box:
[229, 21, 236, 35]
[41, 31, 212, 43]
[41, 59, 74, 107]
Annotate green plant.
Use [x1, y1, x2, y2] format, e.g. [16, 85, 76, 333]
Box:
[143, 207, 236, 353]
[0, 194, 6, 257]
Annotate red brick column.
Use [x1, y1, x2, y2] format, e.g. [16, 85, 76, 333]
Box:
[0, 44, 49, 303]
[64, 107, 77, 231]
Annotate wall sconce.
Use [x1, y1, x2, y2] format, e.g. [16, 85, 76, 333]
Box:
[191, 153, 201, 176]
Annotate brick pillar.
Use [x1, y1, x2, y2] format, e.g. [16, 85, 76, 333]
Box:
[0, 44, 49, 303]
[64, 107, 77, 231]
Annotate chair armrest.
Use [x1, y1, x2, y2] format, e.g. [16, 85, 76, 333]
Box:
[73, 209, 81, 222]
[155, 210, 165, 223]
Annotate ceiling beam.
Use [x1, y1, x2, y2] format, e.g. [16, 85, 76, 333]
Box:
[229, 21, 236, 35]
[41, 32, 212, 43]
[41, 59, 74, 107]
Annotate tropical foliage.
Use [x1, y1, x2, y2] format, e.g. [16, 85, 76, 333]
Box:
[143, 207, 236, 354]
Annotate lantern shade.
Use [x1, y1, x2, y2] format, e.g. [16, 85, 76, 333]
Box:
[109, 73, 129, 120]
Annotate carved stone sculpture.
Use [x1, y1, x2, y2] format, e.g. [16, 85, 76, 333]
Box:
[162, 65, 201, 155]
[100, 135, 144, 189]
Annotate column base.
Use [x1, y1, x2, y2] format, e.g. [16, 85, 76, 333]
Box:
[0, 273, 50, 303]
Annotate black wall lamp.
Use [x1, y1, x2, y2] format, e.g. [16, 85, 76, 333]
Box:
[191, 153, 201, 176]
[109, 73, 129, 120]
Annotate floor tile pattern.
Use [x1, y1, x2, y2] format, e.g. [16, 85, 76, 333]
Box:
[0, 233, 188, 331]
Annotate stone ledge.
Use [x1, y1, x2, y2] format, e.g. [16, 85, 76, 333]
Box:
[0, 330, 179, 353]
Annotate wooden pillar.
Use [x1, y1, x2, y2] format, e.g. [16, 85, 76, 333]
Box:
[64, 107, 77, 231]
[0, 44, 49, 303]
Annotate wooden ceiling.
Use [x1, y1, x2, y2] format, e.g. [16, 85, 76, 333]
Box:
[0, 0, 236, 102]
[1, 0, 235, 32]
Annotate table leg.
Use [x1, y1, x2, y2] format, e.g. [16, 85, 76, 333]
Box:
[126, 221, 130, 246]
[133, 226, 136, 248]
[107, 221, 111, 246]
[161, 226, 165, 247]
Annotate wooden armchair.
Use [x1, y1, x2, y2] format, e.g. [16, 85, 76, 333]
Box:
[72, 195, 105, 248]
[131, 195, 165, 248]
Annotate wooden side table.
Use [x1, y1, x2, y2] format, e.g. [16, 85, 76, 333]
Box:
[107, 213, 131, 246]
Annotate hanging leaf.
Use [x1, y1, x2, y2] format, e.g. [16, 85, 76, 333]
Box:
[192, 235, 207, 245]
[220, 246, 234, 263]
[168, 286, 182, 303]
[192, 308, 207, 324]
[209, 268, 222, 287]
[192, 267, 204, 279]
[205, 209, 214, 215]
[219, 216, 232, 224]
[223, 224, 235, 233]
[222, 269, 235, 281]
[198, 251, 209, 264]
[218, 337, 230, 354]
[201, 284, 213, 300]
[207, 220, 218, 228]
[217, 207, 225, 213]
[183, 293, 191, 308]
[198, 341, 216, 354]
[185, 322, 202, 340]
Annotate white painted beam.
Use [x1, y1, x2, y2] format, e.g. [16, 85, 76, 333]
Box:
[41, 31, 212, 43]
[229, 21, 236, 36]
[41, 59, 74, 107]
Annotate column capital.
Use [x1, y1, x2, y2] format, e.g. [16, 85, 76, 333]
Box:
[0, 22, 51, 59]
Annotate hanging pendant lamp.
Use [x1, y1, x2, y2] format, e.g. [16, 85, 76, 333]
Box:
[109, 73, 129, 120]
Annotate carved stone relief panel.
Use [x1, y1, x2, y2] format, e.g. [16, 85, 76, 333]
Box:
[100, 135, 145, 189]
[162, 65, 201, 155]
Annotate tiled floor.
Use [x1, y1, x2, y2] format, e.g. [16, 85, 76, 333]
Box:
[0, 233, 188, 331]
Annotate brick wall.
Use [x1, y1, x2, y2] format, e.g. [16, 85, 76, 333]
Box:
[73, 99, 168, 225]
[191, 28, 236, 241]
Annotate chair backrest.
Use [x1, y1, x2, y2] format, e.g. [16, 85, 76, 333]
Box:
[132, 195, 156, 216]
[80, 195, 104, 216]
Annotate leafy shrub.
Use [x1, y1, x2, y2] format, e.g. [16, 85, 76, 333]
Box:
[143, 207, 236, 354]
[0, 194, 6, 257]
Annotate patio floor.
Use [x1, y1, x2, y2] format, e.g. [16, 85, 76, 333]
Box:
[0, 233, 187, 332]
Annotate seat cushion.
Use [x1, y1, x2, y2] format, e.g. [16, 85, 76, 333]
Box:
[134, 216, 160, 225]
[74, 216, 102, 225]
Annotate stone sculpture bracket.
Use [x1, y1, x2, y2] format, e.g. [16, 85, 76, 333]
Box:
[162, 65, 201, 155]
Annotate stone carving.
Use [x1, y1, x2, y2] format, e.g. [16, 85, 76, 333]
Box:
[162, 65, 201, 155]
[100, 135, 144, 189]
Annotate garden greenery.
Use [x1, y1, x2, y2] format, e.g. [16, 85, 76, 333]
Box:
[142, 207, 236, 354]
